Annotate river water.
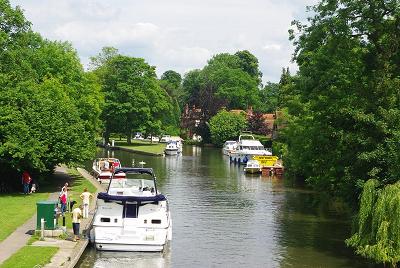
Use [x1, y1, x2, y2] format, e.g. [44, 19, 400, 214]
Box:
[76, 146, 377, 268]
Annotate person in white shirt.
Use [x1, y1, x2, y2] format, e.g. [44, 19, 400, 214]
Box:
[72, 205, 83, 242]
[80, 188, 93, 218]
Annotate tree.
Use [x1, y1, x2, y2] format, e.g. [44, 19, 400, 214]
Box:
[346, 179, 400, 267]
[0, 1, 103, 191]
[209, 110, 247, 147]
[89, 46, 119, 71]
[285, 0, 400, 199]
[159, 70, 183, 134]
[259, 82, 279, 113]
[248, 112, 270, 136]
[234, 50, 262, 86]
[99, 55, 173, 144]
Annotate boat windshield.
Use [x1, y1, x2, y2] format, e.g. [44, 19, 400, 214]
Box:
[108, 173, 156, 195]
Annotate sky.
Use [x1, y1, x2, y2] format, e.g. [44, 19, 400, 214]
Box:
[11, 0, 317, 83]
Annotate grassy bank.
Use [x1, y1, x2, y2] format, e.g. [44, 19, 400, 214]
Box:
[0, 246, 58, 268]
[0, 192, 50, 242]
[114, 140, 166, 155]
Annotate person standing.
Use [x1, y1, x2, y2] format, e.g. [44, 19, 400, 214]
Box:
[60, 191, 67, 216]
[80, 188, 93, 218]
[21, 171, 32, 194]
[60, 183, 69, 212]
[71, 205, 83, 242]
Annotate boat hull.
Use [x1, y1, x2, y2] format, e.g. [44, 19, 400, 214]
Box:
[164, 149, 178, 155]
[244, 167, 262, 174]
[95, 242, 165, 252]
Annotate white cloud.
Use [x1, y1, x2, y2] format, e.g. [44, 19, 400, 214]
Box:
[262, 44, 282, 51]
[11, 0, 318, 82]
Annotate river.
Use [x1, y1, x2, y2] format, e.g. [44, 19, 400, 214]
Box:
[76, 146, 377, 268]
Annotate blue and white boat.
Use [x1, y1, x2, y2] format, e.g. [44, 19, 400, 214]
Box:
[92, 168, 172, 252]
[229, 134, 271, 164]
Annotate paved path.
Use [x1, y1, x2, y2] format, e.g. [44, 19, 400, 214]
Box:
[0, 166, 105, 268]
[0, 166, 68, 265]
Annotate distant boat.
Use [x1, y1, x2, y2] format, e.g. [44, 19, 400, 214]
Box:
[244, 160, 262, 174]
[164, 141, 179, 156]
[229, 134, 271, 165]
[92, 158, 125, 183]
[222, 141, 237, 155]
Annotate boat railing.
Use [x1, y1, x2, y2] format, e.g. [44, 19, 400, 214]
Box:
[238, 134, 255, 141]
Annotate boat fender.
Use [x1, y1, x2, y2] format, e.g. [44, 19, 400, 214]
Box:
[88, 228, 95, 244]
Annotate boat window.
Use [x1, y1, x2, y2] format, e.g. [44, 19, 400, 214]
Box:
[123, 203, 138, 218]
[100, 218, 110, 222]
[151, 219, 161, 224]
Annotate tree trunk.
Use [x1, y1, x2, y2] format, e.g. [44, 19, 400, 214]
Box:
[127, 130, 132, 145]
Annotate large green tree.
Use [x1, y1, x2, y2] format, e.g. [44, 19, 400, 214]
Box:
[99, 55, 173, 143]
[159, 70, 183, 135]
[285, 0, 400, 199]
[209, 110, 247, 147]
[0, 0, 102, 191]
[182, 51, 262, 121]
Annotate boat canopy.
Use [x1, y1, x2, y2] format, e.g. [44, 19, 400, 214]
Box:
[114, 167, 154, 176]
[97, 192, 166, 202]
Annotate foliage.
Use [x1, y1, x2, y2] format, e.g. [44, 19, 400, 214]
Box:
[259, 82, 279, 113]
[346, 180, 400, 267]
[96, 55, 173, 143]
[0, 246, 58, 268]
[159, 71, 183, 134]
[182, 51, 262, 122]
[209, 110, 247, 147]
[0, 1, 102, 191]
[248, 112, 270, 136]
[283, 0, 400, 202]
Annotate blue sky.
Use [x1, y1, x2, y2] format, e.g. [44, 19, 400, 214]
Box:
[11, 0, 317, 83]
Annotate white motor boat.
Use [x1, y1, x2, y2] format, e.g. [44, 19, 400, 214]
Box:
[92, 158, 125, 183]
[244, 160, 262, 174]
[222, 141, 237, 155]
[92, 167, 172, 252]
[164, 141, 179, 155]
[229, 134, 272, 165]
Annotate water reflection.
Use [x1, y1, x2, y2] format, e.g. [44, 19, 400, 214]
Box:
[77, 146, 377, 268]
[78, 245, 171, 268]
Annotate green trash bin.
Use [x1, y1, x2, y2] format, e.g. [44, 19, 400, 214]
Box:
[36, 201, 58, 230]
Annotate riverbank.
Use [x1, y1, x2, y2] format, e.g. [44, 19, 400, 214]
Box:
[105, 139, 166, 156]
[36, 167, 104, 268]
[0, 166, 104, 268]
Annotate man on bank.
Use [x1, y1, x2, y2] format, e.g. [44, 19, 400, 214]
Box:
[72, 205, 83, 242]
[80, 188, 93, 218]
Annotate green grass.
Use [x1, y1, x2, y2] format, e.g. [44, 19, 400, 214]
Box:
[0, 192, 50, 242]
[0, 246, 58, 268]
[115, 140, 166, 155]
[27, 231, 41, 245]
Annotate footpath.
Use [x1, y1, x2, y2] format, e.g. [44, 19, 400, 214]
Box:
[0, 166, 105, 268]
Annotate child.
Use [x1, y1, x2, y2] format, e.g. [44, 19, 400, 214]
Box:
[30, 183, 36, 193]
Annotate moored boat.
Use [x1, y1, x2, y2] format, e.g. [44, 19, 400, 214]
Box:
[92, 167, 172, 252]
[164, 141, 179, 155]
[222, 141, 237, 155]
[92, 158, 125, 183]
[229, 134, 271, 164]
[244, 160, 262, 174]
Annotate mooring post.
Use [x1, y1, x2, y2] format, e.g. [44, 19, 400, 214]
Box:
[40, 218, 45, 240]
